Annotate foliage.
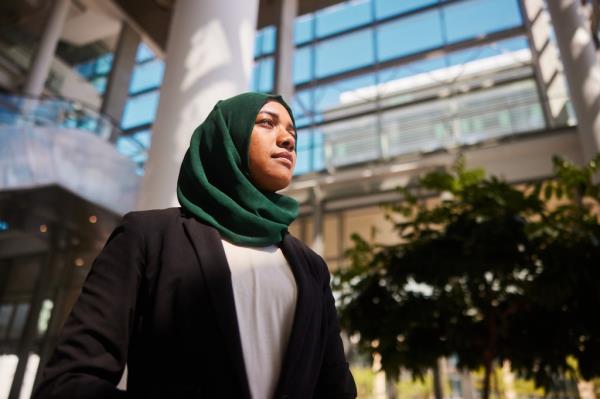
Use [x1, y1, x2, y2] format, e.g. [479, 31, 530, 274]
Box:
[334, 154, 600, 399]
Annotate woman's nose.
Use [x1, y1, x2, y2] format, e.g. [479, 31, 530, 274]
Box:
[278, 132, 295, 151]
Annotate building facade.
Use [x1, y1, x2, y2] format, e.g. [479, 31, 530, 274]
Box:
[1, 0, 599, 397]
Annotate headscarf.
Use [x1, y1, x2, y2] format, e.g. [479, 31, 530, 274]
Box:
[177, 92, 299, 247]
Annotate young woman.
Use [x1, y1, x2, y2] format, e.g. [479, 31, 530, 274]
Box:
[34, 92, 357, 399]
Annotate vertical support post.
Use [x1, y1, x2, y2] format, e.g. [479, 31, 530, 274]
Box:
[101, 23, 141, 142]
[138, 0, 260, 209]
[24, 0, 71, 98]
[520, 0, 570, 128]
[8, 227, 57, 399]
[274, 0, 298, 101]
[546, 0, 600, 161]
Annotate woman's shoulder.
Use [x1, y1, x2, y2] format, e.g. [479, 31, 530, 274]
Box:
[118, 207, 186, 234]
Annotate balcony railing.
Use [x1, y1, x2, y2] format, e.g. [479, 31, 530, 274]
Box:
[0, 93, 121, 141]
[0, 93, 140, 214]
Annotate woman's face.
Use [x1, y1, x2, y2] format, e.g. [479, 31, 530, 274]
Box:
[248, 100, 296, 192]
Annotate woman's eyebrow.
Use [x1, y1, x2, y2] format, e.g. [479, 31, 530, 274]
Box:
[257, 110, 279, 120]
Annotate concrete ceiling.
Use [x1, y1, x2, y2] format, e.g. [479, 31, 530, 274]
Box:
[113, 0, 346, 54]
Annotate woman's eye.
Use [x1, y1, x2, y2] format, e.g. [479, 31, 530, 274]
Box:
[259, 119, 274, 127]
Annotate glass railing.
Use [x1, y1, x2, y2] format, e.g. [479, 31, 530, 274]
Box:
[0, 93, 121, 141]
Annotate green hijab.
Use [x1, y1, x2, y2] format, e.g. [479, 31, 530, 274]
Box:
[177, 92, 299, 247]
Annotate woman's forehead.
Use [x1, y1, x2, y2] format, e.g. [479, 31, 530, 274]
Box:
[257, 101, 293, 122]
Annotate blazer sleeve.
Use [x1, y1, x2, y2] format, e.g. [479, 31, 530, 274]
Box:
[314, 257, 357, 399]
[33, 213, 145, 399]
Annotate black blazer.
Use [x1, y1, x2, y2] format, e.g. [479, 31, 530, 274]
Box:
[33, 207, 357, 398]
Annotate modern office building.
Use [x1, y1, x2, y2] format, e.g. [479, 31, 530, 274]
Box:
[0, 0, 599, 397]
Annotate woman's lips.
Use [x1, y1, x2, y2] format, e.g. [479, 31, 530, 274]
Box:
[272, 152, 293, 168]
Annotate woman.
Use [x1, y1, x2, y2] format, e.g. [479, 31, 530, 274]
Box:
[34, 92, 357, 398]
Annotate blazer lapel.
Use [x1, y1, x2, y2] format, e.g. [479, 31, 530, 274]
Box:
[181, 217, 251, 398]
[275, 233, 320, 395]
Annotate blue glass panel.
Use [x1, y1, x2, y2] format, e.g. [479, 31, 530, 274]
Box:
[261, 26, 277, 55]
[121, 90, 160, 129]
[315, 29, 374, 78]
[314, 73, 376, 114]
[377, 9, 443, 61]
[75, 62, 94, 78]
[294, 14, 314, 45]
[378, 57, 446, 84]
[251, 57, 274, 93]
[446, 36, 529, 66]
[294, 129, 325, 175]
[312, 130, 325, 171]
[294, 129, 313, 175]
[129, 59, 165, 94]
[91, 76, 107, 94]
[293, 46, 313, 85]
[136, 43, 155, 63]
[116, 136, 142, 157]
[292, 89, 314, 128]
[375, 0, 438, 19]
[443, 0, 522, 43]
[254, 30, 264, 58]
[296, 127, 312, 151]
[315, 0, 372, 37]
[95, 53, 113, 75]
[294, 148, 312, 175]
[133, 129, 152, 148]
[257, 57, 274, 92]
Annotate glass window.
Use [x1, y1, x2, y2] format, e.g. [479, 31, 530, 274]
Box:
[133, 129, 152, 148]
[255, 26, 277, 57]
[378, 56, 446, 86]
[136, 43, 156, 63]
[443, 0, 522, 43]
[261, 26, 277, 55]
[374, 0, 438, 20]
[292, 89, 314, 127]
[91, 77, 107, 94]
[446, 36, 529, 66]
[315, 29, 374, 78]
[75, 62, 94, 79]
[322, 114, 379, 167]
[294, 129, 325, 175]
[314, 73, 377, 119]
[129, 59, 165, 94]
[251, 57, 274, 93]
[315, 0, 372, 37]
[294, 14, 314, 45]
[117, 136, 143, 157]
[377, 8, 443, 61]
[95, 53, 113, 75]
[293, 46, 313, 85]
[121, 91, 160, 129]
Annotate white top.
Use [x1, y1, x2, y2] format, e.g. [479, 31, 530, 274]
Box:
[221, 239, 298, 399]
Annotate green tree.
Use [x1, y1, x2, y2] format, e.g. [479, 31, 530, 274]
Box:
[334, 155, 600, 399]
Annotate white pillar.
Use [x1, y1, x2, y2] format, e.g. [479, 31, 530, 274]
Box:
[101, 23, 140, 135]
[138, 0, 259, 210]
[274, 0, 298, 100]
[24, 0, 71, 97]
[521, 0, 571, 127]
[546, 0, 600, 162]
